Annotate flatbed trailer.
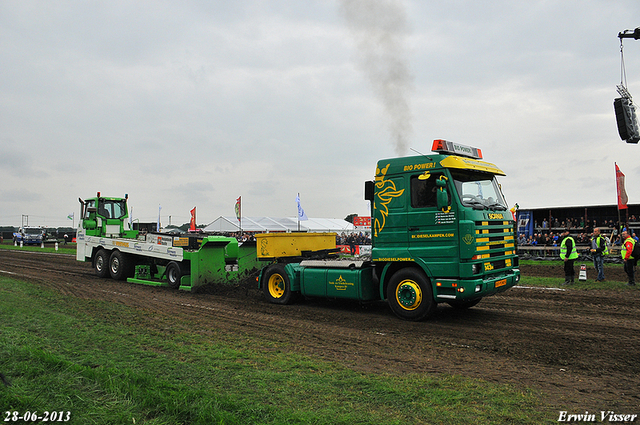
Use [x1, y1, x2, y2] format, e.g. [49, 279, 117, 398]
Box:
[77, 229, 264, 291]
[76, 200, 336, 292]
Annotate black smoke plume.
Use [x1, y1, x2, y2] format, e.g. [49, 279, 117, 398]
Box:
[340, 0, 414, 156]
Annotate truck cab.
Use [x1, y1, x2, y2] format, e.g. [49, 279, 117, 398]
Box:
[79, 193, 137, 239]
[365, 140, 520, 320]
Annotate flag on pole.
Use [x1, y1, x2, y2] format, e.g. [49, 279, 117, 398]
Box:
[189, 207, 196, 231]
[67, 212, 74, 220]
[157, 204, 162, 231]
[509, 203, 519, 221]
[615, 163, 629, 210]
[235, 196, 241, 222]
[296, 193, 308, 221]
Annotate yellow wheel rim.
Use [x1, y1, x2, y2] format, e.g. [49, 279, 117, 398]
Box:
[395, 280, 422, 311]
[268, 273, 285, 299]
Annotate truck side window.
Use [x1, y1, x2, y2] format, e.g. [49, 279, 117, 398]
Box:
[85, 200, 95, 218]
[98, 205, 110, 218]
[411, 173, 447, 208]
[111, 201, 126, 219]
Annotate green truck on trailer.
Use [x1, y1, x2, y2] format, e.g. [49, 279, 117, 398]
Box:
[259, 140, 520, 320]
[76, 139, 519, 321]
[75, 194, 263, 291]
[75, 196, 337, 291]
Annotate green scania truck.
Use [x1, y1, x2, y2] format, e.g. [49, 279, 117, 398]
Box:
[76, 139, 519, 321]
[261, 139, 520, 320]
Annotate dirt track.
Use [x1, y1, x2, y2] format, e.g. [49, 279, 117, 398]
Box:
[1, 249, 639, 416]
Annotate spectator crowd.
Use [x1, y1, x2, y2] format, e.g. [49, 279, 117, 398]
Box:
[519, 215, 640, 247]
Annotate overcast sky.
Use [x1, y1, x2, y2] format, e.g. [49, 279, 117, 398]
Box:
[2, 0, 640, 228]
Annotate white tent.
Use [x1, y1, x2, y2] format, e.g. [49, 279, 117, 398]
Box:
[203, 216, 356, 233]
[301, 218, 356, 233]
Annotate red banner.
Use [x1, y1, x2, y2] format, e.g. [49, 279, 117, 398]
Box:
[352, 216, 371, 227]
[616, 163, 629, 210]
[189, 207, 196, 231]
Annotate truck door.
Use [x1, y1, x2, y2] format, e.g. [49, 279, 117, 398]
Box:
[407, 172, 458, 273]
[372, 174, 407, 248]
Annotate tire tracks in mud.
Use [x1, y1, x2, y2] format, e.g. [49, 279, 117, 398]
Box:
[1, 248, 639, 412]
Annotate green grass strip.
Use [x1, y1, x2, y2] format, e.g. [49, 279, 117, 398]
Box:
[0, 276, 550, 425]
[519, 260, 639, 290]
[0, 241, 76, 255]
[519, 275, 640, 290]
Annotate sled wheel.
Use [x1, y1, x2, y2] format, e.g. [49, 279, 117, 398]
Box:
[387, 268, 436, 321]
[166, 261, 183, 289]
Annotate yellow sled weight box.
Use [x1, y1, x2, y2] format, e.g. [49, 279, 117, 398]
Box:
[256, 233, 336, 259]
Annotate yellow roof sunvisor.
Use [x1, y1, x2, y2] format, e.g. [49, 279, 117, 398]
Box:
[439, 156, 506, 176]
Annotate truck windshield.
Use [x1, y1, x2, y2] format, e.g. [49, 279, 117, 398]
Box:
[24, 228, 42, 235]
[451, 170, 508, 211]
[98, 199, 127, 219]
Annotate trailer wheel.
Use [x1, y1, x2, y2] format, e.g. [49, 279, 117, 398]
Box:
[263, 264, 296, 305]
[387, 268, 436, 321]
[166, 261, 183, 289]
[447, 298, 481, 309]
[94, 249, 110, 278]
[109, 250, 132, 280]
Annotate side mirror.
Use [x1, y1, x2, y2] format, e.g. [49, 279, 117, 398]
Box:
[436, 177, 450, 212]
[364, 181, 374, 201]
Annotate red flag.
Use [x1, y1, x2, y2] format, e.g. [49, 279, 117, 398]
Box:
[616, 163, 629, 210]
[189, 207, 196, 231]
[235, 196, 241, 222]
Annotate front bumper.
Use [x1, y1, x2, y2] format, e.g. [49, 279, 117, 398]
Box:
[433, 269, 520, 302]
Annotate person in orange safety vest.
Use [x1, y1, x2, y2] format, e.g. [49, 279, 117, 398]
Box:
[621, 230, 637, 286]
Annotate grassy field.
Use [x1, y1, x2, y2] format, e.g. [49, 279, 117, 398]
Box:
[2, 246, 627, 424]
[516, 275, 635, 290]
[520, 259, 624, 268]
[520, 259, 639, 291]
[0, 241, 77, 255]
[0, 275, 550, 425]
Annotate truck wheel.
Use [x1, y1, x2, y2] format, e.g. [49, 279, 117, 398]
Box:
[263, 264, 296, 305]
[448, 298, 481, 309]
[94, 249, 110, 278]
[387, 269, 436, 321]
[166, 261, 183, 289]
[109, 251, 132, 280]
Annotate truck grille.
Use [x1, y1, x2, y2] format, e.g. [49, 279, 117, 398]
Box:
[473, 220, 517, 269]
